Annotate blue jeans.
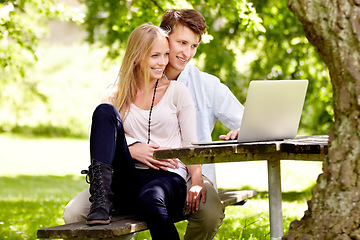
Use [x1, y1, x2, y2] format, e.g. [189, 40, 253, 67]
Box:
[90, 103, 186, 240]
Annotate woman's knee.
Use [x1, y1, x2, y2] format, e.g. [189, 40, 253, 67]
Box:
[92, 103, 120, 122]
[136, 185, 170, 222]
[137, 187, 161, 211]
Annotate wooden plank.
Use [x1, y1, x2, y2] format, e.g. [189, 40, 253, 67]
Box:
[153, 135, 328, 165]
[280, 135, 328, 155]
[37, 190, 256, 239]
[153, 143, 278, 160]
[37, 215, 147, 239]
[219, 190, 257, 206]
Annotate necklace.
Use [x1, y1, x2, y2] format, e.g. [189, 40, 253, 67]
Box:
[147, 79, 159, 144]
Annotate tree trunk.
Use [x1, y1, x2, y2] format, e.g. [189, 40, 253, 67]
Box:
[284, 0, 360, 239]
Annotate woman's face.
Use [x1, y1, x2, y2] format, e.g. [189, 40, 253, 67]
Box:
[148, 35, 169, 81]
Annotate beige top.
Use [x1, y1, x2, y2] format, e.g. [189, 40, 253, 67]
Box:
[123, 81, 197, 179]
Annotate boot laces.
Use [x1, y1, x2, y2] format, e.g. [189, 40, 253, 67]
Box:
[89, 164, 109, 210]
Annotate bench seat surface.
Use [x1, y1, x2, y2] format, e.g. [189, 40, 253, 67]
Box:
[37, 190, 257, 239]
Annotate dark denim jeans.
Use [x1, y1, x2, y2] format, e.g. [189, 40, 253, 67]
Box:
[89, 103, 186, 240]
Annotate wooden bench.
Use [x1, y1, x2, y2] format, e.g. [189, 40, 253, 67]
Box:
[37, 189, 257, 239]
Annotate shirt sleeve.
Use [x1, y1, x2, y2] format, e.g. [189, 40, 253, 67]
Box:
[174, 82, 198, 146]
[125, 136, 141, 145]
[212, 79, 245, 130]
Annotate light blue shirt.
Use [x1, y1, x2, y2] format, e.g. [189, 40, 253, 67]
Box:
[177, 65, 244, 187]
[177, 65, 244, 142]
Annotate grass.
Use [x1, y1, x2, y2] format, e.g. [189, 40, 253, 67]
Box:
[0, 174, 314, 240]
[0, 134, 323, 239]
[0, 175, 88, 240]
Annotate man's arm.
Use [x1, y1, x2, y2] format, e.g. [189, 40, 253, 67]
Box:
[211, 76, 244, 141]
[213, 82, 244, 129]
[128, 142, 179, 171]
[179, 65, 244, 142]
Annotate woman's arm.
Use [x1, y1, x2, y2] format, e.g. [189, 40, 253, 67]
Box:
[187, 165, 205, 213]
[175, 82, 206, 212]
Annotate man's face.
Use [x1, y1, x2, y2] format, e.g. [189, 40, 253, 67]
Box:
[165, 24, 200, 79]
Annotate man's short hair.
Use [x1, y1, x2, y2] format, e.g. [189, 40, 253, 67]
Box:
[160, 9, 208, 40]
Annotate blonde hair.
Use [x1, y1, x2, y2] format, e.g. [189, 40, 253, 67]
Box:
[113, 23, 168, 117]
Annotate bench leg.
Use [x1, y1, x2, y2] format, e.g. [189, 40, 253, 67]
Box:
[267, 158, 283, 240]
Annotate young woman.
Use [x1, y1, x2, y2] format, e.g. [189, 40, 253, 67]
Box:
[84, 23, 203, 239]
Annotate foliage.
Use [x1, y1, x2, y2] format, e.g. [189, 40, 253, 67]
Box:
[0, 0, 83, 127]
[81, 0, 264, 60]
[242, 1, 333, 134]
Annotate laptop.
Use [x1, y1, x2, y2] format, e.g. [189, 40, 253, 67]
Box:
[193, 79, 309, 145]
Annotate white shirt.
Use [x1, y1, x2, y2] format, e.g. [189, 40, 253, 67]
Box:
[176, 65, 244, 187]
[123, 81, 197, 180]
[177, 64, 244, 142]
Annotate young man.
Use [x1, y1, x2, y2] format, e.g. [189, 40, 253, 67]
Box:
[127, 9, 244, 240]
[63, 9, 244, 240]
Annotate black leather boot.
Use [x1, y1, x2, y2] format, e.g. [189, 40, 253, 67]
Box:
[85, 159, 114, 225]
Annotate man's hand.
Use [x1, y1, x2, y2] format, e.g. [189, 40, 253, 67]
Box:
[128, 142, 179, 170]
[219, 128, 240, 140]
[186, 182, 206, 213]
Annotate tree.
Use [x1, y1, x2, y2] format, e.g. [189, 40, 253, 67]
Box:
[283, 0, 360, 239]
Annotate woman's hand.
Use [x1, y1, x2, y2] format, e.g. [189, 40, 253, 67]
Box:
[186, 181, 206, 213]
[128, 142, 179, 170]
[186, 164, 206, 213]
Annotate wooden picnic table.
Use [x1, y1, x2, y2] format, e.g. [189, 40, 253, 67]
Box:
[153, 135, 329, 240]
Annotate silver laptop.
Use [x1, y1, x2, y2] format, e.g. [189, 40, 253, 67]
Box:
[193, 79, 309, 145]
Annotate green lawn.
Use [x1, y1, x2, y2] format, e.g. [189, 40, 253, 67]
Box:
[0, 175, 87, 240]
[0, 134, 323, 239]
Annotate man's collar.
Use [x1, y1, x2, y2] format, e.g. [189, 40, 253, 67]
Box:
[163, 64, 191, 82]
[162, 73, 168, 80]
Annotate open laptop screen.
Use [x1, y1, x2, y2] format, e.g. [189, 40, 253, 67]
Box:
[192, 79, 308, 145]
